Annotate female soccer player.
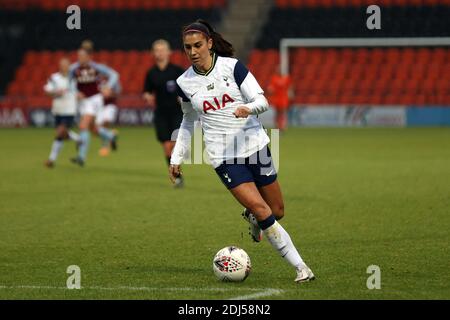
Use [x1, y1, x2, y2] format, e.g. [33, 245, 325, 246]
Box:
[169, 20, 315, 283]
[96, 78, 121, 156]
[44, 57, 79, 168]
[69, 48, 119, 166]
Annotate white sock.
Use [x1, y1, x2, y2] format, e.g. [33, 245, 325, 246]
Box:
[68, 130, 80, 142]
[49, 139, 63, 162]
[261, 219, 306, 270]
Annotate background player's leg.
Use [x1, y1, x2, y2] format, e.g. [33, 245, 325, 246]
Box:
[98, 123, 116, 156]
[97, 108, 117, 152]
[74, 115, 94, 165]
[280, 110, 288, 131]
[67, 130, 80, 143]
[162, 140, 175, 166]
[46, 124, 67, 167]
[229, 182, 311, 279]
[104, 104, 119, 151]
[155, 115, 171, 166]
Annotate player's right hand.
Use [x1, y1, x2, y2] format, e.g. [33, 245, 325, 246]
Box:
[169, 164, 182, 183]
[54, 89, 66, 97]
[101, 86, 112, 98]
[77, 92, 85, 100]
[143, 92, 156, 108]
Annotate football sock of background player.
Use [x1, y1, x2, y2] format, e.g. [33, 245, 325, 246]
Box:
[258, 215, 306, 270]
[68, 130, 80, 143]
[48, 137, 64, 162]
[78, 130, 90, 160]
[97, 127, 115, 145]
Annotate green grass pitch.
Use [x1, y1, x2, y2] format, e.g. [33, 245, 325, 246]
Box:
[0, 127, 449, 299]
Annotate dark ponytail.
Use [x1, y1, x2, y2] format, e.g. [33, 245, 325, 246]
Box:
[183, 19, 235, 57]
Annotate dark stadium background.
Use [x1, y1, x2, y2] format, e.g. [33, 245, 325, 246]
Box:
[1, 0, 449, 127]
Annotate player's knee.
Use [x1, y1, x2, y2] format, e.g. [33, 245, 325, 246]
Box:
[79, 123, 88, 130]
[248, 202, 272, 221]
[272, 203, 285, 220]
[55, 126, 67, 139]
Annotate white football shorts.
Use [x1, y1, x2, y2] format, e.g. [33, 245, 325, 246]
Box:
[79, 93, 104, 116]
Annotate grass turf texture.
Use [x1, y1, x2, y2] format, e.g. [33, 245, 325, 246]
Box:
[0, 127, 449, 299]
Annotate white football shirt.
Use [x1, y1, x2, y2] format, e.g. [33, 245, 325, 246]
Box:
[43, 72, 77, 116]
[172, 53, 270, 168]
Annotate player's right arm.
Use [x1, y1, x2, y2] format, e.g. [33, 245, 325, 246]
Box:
[43, 74, 64, 98]
[169, 99, 198, 182]
[142, 69, 156, 108]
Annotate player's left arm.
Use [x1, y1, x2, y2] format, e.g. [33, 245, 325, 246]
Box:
[232, 60, 269, 118]
[43, 75, 60, 97]
[93, 62, 119, 96]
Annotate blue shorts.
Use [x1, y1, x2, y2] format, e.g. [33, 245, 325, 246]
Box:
[214, 145, 278, 189]
[54, 115, 75, 128]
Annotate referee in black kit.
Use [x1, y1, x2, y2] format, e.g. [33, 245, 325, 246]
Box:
[143, 39, 185, 188]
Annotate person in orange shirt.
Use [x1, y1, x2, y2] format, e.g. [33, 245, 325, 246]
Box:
[267, 73, 292, 131]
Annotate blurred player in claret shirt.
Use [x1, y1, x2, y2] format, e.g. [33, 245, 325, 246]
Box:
[69, 47, 119, 167]
[267, 72, 293, 132]
[80, 40, 121, 157]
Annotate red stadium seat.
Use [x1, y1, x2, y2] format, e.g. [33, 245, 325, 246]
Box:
[6, 47, 448, 108]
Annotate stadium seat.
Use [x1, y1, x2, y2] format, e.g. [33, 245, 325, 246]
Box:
[248, 47, 450, 106]
[4, 49, 195, 108]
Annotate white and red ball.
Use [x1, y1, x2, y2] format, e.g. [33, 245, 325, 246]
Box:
[212, 246, 251, 282]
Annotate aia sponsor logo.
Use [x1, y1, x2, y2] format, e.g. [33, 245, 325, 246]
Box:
[203, 93, 234, 114]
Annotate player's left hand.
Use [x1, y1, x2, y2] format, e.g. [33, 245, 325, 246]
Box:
[233, 106, 251, 118]
[169, 165, 182, 184]
[101, 86, 112, 98]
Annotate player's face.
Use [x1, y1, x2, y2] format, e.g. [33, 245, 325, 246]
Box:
[152, 43, 171, 63]
[77, 49, 90, 65]
[183, 33, 213, 69]
[59, 59, 70, 74]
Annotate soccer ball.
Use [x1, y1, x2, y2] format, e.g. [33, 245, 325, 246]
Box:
[212, 246, 251, 282]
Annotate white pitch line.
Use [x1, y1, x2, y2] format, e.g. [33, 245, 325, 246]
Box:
[0, 285, 68, 290]
[0, 285, 283, 294]
[228, 288, 284, 300]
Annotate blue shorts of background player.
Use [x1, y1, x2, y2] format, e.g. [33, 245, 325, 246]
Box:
[54, 115, 75, 128]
